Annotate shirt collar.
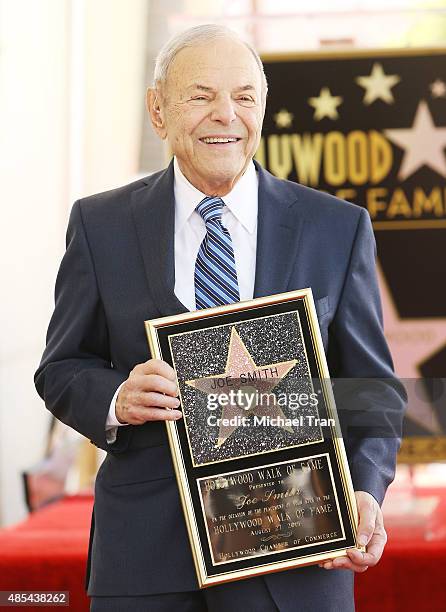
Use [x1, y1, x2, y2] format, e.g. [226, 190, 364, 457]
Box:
[173, 157, 258, 235]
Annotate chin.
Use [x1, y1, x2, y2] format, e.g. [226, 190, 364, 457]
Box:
[206, 173, 239, 189]
[205, 161, 243, 180]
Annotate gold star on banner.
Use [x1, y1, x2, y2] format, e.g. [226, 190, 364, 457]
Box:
[385, 100, 446, 180]
[274, 108, 294, 128]
[308, 87, 343, 121]
[430, 79, 446, 98]
[186, 327, 297, 448]
[377, 263, 446, 433]
[356, 63, 401, 105]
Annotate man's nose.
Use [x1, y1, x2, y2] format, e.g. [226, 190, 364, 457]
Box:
[210, 95, 236, 124]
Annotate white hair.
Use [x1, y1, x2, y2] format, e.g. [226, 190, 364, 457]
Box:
[153, 24, 268, 102]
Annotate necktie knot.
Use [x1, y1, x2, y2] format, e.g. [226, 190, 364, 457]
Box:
[196, 196, 224, 224]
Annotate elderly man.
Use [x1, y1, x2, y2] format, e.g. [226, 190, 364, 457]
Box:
[35, 24, 405, 612]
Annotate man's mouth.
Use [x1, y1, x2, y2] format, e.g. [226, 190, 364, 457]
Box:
[199, 136, 241, 145]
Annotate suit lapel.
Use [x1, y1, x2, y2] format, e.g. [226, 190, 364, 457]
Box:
[131, 161, 189, 317]
[254, 162, 306, 298]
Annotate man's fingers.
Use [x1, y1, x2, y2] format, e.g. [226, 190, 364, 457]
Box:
[138, 391, 181, 410]
[330, 557, 369, 572]
[319, 558, 368, 573]
[116, 365, 181, 423]
[132, 373, 178, 396]
[319, 503, 386, 574]
[357, 509, 375, 547]
[355, 491, 379, 547]
[348, 530, 386, 567]
[134, 359, 177, 381]
[128, 406, 183, 423]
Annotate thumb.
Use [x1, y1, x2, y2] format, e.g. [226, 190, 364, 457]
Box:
[356, 492, 377, 547]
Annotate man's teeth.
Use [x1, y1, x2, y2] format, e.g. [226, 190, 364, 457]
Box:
[201, 137, 238, 143]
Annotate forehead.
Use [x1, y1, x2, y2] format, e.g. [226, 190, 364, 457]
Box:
[166, 38, 262, 92]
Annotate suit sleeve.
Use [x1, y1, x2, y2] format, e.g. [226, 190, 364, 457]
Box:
[34, 201, 128, 452]
[327, 207, 407, 505]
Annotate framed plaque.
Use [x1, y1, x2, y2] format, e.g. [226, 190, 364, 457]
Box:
[145, 289, 359, 587]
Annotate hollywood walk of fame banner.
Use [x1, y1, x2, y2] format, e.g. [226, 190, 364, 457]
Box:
[145, 289, 359, 587]
[257, 49, 446, 462]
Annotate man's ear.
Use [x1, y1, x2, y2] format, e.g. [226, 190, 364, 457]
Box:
[146, 87, 167, 139]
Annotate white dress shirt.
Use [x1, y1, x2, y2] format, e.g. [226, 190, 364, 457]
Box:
[105, 157, 259, 440]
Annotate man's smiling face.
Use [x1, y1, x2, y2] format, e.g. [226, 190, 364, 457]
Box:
[148, 37, 265, 196]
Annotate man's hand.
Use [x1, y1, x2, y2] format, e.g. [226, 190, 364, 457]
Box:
[320, 490, 387, 573]
[115, 359, 182, 425]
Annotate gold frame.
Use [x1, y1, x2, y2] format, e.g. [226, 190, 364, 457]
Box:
[145, 288, 359, 587]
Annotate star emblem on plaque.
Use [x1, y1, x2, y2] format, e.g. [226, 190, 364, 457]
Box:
[186, 327, 297, 447]
[168, 312, 323, 466]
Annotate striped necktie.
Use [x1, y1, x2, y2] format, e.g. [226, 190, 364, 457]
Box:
[194, 196, 240, 309]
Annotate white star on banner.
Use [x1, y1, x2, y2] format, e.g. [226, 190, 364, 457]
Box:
[274, 109, 294, 128]
[377, 263, 446, 433]
[384, 100, 446, 180]
[430, 79, 446, 98]
[308, 87, 343, 121]
[356, 63, 401, 105]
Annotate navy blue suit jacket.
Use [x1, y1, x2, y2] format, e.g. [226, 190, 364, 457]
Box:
[35, 161, 405, 600]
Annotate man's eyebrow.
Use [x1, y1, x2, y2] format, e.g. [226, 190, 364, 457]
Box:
[186, 84, 257, 93]
[187, 84, 215, 92]
[233, 85, 256, 93]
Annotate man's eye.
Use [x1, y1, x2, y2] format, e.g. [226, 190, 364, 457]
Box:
[238, 96, 255, 103]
